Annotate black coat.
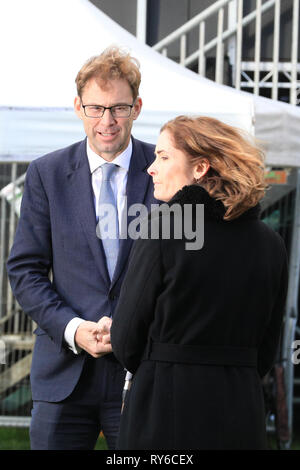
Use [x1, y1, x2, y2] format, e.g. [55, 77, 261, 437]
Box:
[111, 185, 288, 450]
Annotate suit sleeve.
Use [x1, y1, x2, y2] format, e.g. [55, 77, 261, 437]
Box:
[111, 236, 163, 373]
[257, 236, 289, 378]
[6, 160, 79, 350]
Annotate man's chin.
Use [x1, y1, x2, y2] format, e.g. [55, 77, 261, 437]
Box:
[91, 142, 120, 159]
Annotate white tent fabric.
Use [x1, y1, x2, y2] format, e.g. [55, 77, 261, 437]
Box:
[0, 0, 299, 166]
[252, 94, 300, 167]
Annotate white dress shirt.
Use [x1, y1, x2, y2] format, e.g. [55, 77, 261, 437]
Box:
[64, 138, 132, 354]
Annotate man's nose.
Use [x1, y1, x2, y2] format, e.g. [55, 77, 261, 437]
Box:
[101, 108, 116, 125]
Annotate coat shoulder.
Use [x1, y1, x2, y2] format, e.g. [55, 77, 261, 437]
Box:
[132, 137, 155, 164]
[29, 139, 86, 173]
[255, 219, 286, 252]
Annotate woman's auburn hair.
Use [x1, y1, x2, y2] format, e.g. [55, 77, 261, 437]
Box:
[75, 45, 141, 100]
[161, 115, 267, 221]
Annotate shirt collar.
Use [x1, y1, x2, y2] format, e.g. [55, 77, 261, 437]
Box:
[86, 138, 132, 174]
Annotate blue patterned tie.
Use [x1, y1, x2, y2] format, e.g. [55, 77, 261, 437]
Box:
[97, 163, 119, 280]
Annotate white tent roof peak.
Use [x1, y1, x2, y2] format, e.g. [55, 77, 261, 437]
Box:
[0, 0, 252, 116]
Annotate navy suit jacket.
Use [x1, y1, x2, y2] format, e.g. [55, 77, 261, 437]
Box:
[7, 137, 156, 402]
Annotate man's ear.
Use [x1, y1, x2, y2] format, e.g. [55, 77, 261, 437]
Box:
[74, 96, 82, 119]
[132, 97, 142, 121]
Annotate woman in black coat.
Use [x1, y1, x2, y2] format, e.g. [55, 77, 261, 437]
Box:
[110, 116, 288, 450]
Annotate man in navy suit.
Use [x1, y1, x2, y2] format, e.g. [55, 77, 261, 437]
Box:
[7, 46, 156, 450]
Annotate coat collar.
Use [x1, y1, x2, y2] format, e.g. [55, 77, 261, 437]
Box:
[168, 184, 261, 222]
[111, 137, 152, 287]
[66, 136, 153, 288]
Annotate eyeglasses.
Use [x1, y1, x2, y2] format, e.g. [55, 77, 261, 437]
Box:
[81, 102, 135, 118]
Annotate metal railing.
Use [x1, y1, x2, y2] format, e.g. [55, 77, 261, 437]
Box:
[261, 180, 298, 447]
[153, 0, 300, 104]
[0, 163, 33, 426]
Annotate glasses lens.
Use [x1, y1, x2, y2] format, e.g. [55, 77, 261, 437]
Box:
[111, 105, 131, 118]
[84, 106, 105, 117]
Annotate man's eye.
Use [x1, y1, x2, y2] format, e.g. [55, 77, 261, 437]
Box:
[115, 106, 127, 111]
[90, 106, 102, 111]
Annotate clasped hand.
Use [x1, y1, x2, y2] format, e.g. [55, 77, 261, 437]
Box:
[74, 316, 112, 358]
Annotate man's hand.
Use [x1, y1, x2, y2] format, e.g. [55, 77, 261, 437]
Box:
[96, 316, 112, 348]
[75, 321, 112, 358]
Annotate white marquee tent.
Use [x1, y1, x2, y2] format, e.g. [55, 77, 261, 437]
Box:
[0, 0, 299, 166]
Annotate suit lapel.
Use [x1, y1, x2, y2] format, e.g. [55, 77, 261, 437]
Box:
[110, 138, 152, 288]
[66, 140, 110, 286]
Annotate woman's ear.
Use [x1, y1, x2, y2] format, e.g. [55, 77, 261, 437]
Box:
[194, 158, 210, 181]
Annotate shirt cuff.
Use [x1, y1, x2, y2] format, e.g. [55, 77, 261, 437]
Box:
[64, 317, 85, 355]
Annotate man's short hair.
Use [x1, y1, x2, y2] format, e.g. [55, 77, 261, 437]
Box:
[75, 45, 141, 100]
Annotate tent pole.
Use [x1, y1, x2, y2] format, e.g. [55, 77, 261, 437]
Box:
[136, 0, 148, 43]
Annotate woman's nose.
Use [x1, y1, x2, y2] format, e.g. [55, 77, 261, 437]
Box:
[147, 163, 156, 176]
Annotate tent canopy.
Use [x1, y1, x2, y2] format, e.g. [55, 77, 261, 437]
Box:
[0, 0, 299, 166]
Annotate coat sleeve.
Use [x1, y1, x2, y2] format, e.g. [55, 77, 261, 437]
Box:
[111, 236, 163, 373]
[257, 236, 289, 378]
[6, 161, 78, 350]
